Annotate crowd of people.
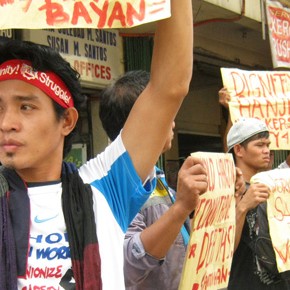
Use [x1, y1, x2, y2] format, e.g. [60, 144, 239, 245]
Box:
[0, 0, 289, 289]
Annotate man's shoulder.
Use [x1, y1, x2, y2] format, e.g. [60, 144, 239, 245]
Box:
[141, 185, 172, 211]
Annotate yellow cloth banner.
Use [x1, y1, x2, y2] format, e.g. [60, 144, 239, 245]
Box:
[221, 67, 290, 150]
[179, 152, 236, 290]
[0, 0, 170, 29]
[251, 168, 290, 273]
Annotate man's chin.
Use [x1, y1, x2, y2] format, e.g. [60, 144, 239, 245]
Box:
[0, 162, 15, 170]
[0, 156, 17, 170]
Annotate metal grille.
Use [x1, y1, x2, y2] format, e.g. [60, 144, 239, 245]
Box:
[123, 37, 153, 72]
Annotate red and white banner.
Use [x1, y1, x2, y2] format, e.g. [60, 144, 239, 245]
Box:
[266, 0, 290, 68]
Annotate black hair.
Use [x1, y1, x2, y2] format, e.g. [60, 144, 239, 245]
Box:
[240, 131, 269, 148]
[99, 70, 150, 141]
[0, 39, 86, 157]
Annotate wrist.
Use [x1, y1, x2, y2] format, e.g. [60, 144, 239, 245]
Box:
[171, 202, 192, 223]
[236, 199, 249, 215]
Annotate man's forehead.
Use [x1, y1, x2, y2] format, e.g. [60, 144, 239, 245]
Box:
[251, 137, 271, 144]
[0, 80, 51, 103]
[0, 59, 73, 108]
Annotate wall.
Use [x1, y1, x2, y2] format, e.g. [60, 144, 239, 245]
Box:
[194, 20, 272, 69]
[165, 67, 223, 161]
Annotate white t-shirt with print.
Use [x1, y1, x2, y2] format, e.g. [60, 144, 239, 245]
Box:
[18, 182, 72, 289]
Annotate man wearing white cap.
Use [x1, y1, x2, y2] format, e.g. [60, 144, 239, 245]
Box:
[227, 117, 290, 289]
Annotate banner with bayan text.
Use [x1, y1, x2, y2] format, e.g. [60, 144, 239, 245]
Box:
[0, 0, 170, 29]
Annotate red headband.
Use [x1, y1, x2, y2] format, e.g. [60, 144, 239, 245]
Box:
[0, 59, 74, 108]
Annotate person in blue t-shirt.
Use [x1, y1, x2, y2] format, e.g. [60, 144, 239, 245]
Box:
[99, 71, 245, 290]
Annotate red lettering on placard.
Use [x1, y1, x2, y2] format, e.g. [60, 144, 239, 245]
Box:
[39, 0, 70, 25]
[188, 243, 197, 259]
[108, 2, 126, 27]
[34, 0, 152, 28]
[275, 239, 290, 264]
[90, 1, 109, 28]
[196, 226, 234, 275]
[230, 70, 290, 98]
[71, 2, 92, 25]
[127, 0, 145, 26]
[0, 0, 13, 6]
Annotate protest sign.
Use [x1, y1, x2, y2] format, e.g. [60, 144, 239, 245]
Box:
[221, 67, 290, 149]
[179, 152, 236, 290]
[266, 0, 290, 68]
[0, 0, 170, 29]
[251, 168, 290, 273]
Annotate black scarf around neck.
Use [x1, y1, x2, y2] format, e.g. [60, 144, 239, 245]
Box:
[61, 162, 102, 289]
[0, 162, 102, 290]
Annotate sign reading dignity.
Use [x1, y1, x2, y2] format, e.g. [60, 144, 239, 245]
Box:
[179, 152, 236, 290]
[251, 168, 290, 274]
[0, 0, 170, 29]
[221, 67, 290, 150]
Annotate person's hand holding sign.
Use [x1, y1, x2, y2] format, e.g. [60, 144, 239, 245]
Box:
[175, 156, 208, 216]
[218, 87, 231, 109]
[237, 183, 270, 211]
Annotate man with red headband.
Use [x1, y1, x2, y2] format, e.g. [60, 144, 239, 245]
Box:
[0, 0, 196, 289]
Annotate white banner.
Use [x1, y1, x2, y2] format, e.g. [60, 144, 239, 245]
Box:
[251, 168, 290, 273]
[0, 0, 170, 29]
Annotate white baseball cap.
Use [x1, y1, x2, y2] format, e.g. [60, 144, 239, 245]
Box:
[227, 117, 269, 152]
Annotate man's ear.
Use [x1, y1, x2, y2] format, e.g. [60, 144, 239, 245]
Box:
[234, 144, 243, 158]
[62, 107, 79, 136]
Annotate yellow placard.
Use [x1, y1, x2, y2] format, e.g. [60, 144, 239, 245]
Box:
[221, 67, 290, 150]
[179, 152, 236, 290]
[251, 168, 290, 273]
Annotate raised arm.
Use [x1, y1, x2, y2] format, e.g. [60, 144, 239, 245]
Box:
[218, 87, 232, 152]
[122, 0, 194, 181]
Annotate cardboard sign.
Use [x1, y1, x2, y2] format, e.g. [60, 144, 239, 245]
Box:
[179, 152, 236, 290]
[251, 168, 290, 273]
[0, 0, 170, 29]
[221, 67, 290, 149]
